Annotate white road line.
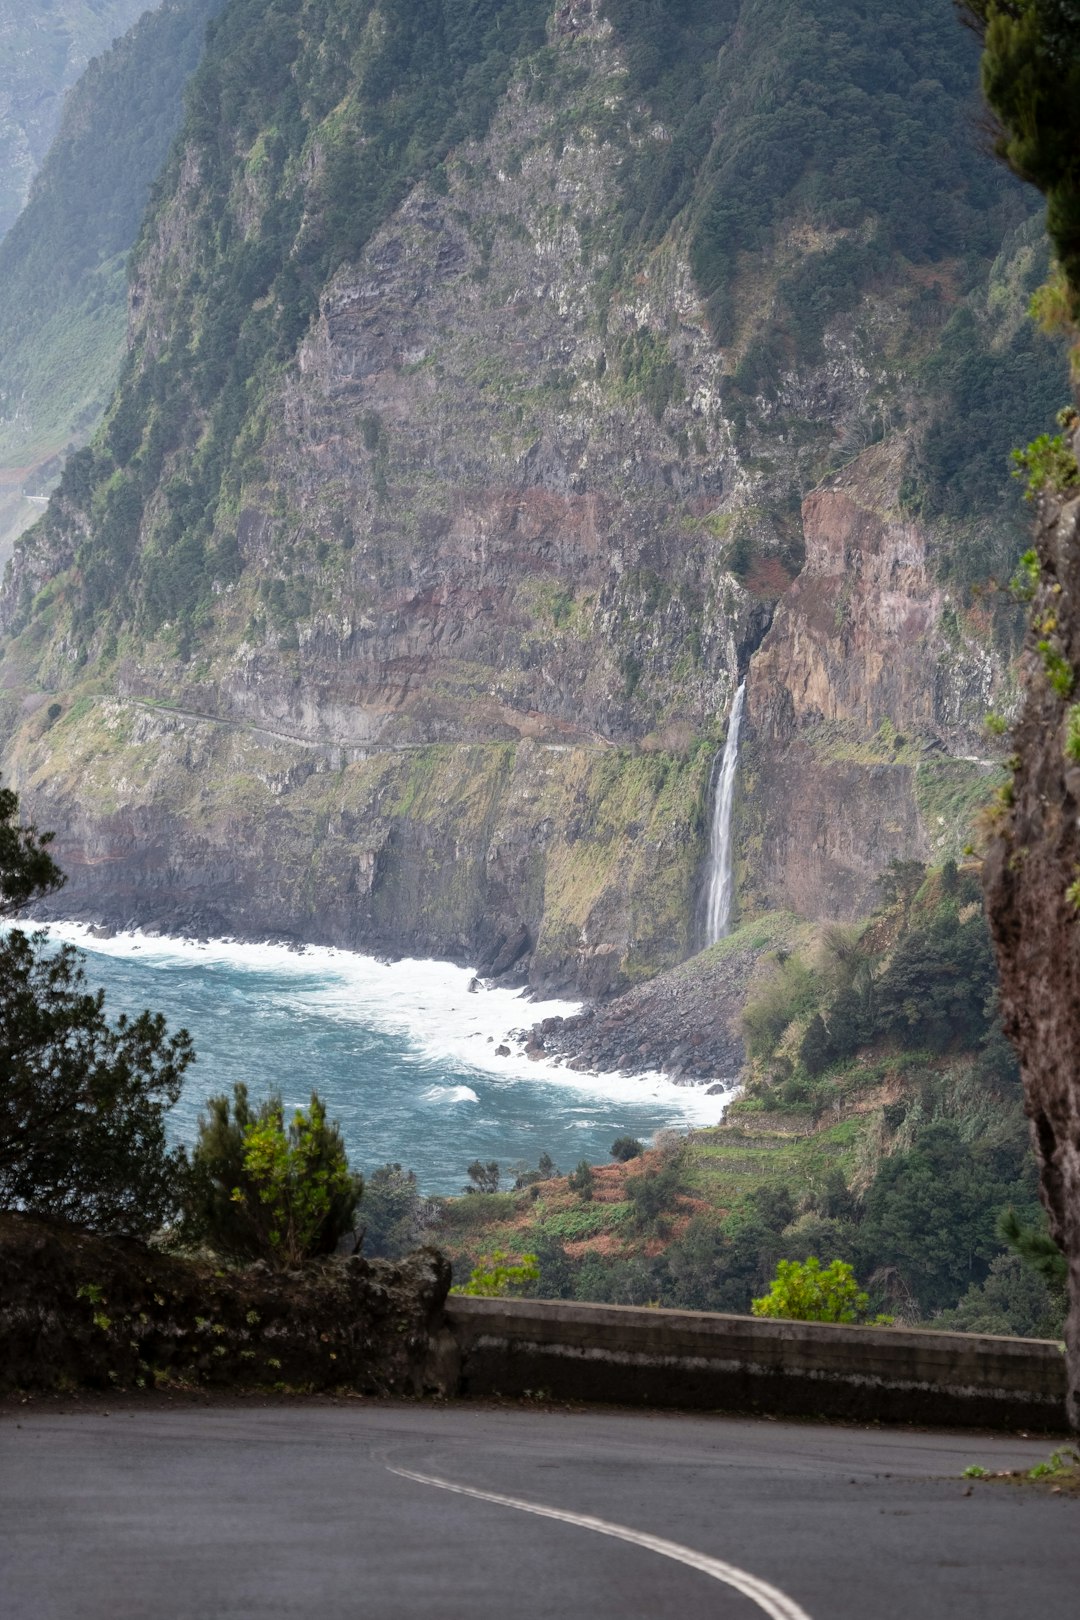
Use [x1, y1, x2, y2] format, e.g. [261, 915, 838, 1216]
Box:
[387, 1464, 813, 1620]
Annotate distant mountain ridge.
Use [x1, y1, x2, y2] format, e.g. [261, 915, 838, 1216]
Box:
[0, 0, 222, 562]
[0, 0, 152, 240]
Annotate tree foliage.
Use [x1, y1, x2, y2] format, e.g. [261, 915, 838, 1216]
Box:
[452, 1249, 539, 1297]
[0, 783, 64, 916]
[361, 1161, 434, 1258]
[0, 779, 191, 1235]
[962, 0, 1080, 314]
[859, 1120, 1030, 1314]
[751, 1256, 873, 1324]
[463, 1158, 501, 1195]
[186, 1081, 361, 1266]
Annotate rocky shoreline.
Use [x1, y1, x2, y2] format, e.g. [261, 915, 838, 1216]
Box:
[516, 921, 798, 1085]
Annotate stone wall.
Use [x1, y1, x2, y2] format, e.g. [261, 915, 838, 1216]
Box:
[447, 1296, 1069, 1432]
[0, 1214, 456, 1398]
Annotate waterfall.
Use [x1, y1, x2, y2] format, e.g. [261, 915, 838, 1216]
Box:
[704, 681, 746, 946]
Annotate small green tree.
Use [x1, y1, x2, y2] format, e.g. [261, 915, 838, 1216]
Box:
[452, 1249, 539, 1297]
[567, 1159, 595, 1201]
[610, 1135, 644, 1162]
[751, 1256, 873, 1324]
[798, 1013, 833, 1076]
[362, 1162, 431, 1259]
[187, 1083, 361, 1267]
[463, 1158, 500, 1195]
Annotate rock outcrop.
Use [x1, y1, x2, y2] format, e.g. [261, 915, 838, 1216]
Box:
[983, 423, 1080, 1430]
[525, 915, 805, 1079]
[742, 441, 1010, 921]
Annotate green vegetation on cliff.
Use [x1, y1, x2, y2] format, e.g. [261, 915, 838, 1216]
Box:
[9, 0, 1065, 650]
[0, 0, 152, 239]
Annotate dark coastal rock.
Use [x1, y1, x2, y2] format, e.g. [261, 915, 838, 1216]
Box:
[523, 926, 794, 1081]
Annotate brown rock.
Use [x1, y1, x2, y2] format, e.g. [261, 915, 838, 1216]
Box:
[983, 428, 1080, 1430]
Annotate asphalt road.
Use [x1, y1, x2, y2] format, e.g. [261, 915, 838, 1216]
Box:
[2, 1399, 1077, 1619]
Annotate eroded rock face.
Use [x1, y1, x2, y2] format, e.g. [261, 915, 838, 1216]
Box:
[983, 429, 1080, 1429]
[743, 442, 1011, 921]
[0, 1212, 456, 1397]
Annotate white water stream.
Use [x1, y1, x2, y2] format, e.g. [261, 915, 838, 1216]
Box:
[704, 680, 746, 945]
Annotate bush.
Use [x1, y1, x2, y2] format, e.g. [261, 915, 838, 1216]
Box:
[626, 1157, 684, 1234]
[513, 1150, 558, 1190]
[463, 1159, 501, 1195]
[361, 1162, 433, 1259]
[186, 1082, 361, 1267]
[452, 1250, 539, 1298]
[0, 778, 191, 1236]
[567, 1159, 595, 1201]
[742, 954, 816, 1061]
[751, 1257, 875, 1324]
[610, 1135, 644, 1162]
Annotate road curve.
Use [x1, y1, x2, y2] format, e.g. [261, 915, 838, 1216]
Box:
[1, 1399, 1077, 1619]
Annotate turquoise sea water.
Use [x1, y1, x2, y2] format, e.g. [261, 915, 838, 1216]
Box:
[47, 925, 728, 1195]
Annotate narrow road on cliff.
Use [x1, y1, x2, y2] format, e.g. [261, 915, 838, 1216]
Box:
[2, 1401, 1076, 1618]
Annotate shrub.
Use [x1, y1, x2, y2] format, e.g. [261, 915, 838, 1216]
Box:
[463, 1159, 501, 1195]
[742, 954, 816, 1061]
[567, 1159, 595, 1201]
[452, 1250, 539, 1298]
[626, 1157, 685, 1234]
[361, 1162, 434, 1259]
[610, 1135, 644, 1162]
[186, 1083, 361, 1267]
[1011, 432, 1080, 500]
[751, 1257, 875, 1324]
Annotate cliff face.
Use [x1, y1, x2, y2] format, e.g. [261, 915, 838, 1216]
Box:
[0, 0, 1055, 990]
[983, 426, 1080, 1429]
[743, 441, 1011, 921]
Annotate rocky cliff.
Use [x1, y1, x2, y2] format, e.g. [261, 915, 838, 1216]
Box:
[984, 423, 1080, 1429]
[742, 439, 1012, 922]
[0, 0, 1062, 993]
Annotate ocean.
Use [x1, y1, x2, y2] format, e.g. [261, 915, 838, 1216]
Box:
[43, 924, 730, 1195]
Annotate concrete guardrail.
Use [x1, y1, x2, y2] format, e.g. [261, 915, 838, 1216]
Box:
[445, 1297, 1069, 1432]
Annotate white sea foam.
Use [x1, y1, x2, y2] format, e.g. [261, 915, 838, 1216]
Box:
[43, 922, 731, 1125]
[424, 1084, 480, 1105]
